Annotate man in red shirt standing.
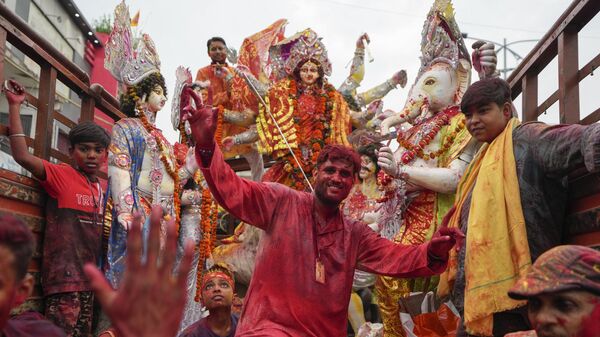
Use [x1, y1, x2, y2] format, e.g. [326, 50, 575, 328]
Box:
[5, 80, 110, 337]
[183, 87, 463, 336]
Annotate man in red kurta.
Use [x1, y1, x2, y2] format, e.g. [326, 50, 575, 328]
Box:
[185, 87, 462, 337]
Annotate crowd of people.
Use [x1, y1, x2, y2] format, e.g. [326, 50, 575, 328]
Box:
[1, 0, 600, 337]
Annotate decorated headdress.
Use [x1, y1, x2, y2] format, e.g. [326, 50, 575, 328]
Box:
[105, 0, 161, 86]
[417, 0, 471, 99]
[201, 262, 235, 291]
[268, 28, 332, 81]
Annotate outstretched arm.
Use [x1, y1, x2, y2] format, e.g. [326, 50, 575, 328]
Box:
[183, 87, 285, 231]
[377, 139, 479, 194]
[234, 66, 269, 99]
[357, 224, 463, 277]
[5, 80, 45, 180]
[222, 125, 259, 152]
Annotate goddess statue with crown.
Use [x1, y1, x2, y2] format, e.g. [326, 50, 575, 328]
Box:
[102, 1, 196, 291]
[226, 29, 406, 191]
[372, 1, 498, 335]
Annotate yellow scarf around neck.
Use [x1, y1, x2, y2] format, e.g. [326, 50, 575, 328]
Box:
[438, 117, 531, 336]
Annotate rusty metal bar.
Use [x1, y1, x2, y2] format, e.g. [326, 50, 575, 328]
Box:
[34, 65, 57, 160]
[558, 29, 580, 124]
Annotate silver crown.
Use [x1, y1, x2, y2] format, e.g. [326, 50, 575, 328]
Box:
[104, 1, 161, 86]
[269, 28, 332, 81]
[418, 0, 469, 78]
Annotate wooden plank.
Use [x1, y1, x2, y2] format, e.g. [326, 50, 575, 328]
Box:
[0, 27, 6, 85]
[581, 107, 600, 125]
[558, 29, 580, 124]
[50, 148, 72, 165]
[508, 0, 600, 96]
[537, 90, 559, 119]
[33, 65, 57, 160]
[0, 5, 89, 90]
[521, 74, 538, 122]
[52, 111, 77, 129]
[80, 96, 95, 122]
[578, 52, 600, 81]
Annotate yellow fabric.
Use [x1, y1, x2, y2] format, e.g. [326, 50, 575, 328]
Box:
[347, 291, 366, 335]
[435, 113, 472, 227]
[438, 118, 531, 336]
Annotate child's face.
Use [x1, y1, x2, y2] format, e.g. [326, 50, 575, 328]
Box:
[201, 276, 234, 310]
[464, 102, 512, 143]
[69, 142, 108, 176]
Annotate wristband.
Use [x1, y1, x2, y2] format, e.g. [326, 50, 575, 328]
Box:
[9, 133, 26, 137]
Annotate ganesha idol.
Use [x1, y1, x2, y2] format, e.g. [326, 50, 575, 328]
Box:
[374, 0, 498, 336]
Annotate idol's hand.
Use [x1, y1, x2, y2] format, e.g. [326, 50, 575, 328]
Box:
[377, 146, 398, 177]
[391, 70, 407, 88]
[472, 41, 498, 79]
[356, 33, 370, 49]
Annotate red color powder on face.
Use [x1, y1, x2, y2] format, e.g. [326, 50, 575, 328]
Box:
[577, 302, 600, 337]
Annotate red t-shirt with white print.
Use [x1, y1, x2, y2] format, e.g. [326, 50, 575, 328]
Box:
[39, 160, 104, 295]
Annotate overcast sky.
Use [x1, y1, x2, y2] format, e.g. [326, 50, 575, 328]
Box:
[76, 0, 600, 143]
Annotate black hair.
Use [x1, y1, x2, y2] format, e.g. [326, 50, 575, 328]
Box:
[357, 144, 381, 176]
[119, 72, 167, 118]
[461, 77, 512, 114]
[69, 121, 110, 148]
[0, 214, 34, 280]
[207, 37, 227, 50]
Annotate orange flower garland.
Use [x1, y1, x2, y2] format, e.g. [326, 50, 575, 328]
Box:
[397, 106, 464, 164]
[282, 79, 335, 190]
[195, 187, 216, 301]
[215, 105, 224, 146]
[138, 106, 182, 233]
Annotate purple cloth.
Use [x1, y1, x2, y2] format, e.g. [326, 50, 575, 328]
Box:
[179, 314, 238, 337]
[2, 311, 66, 337]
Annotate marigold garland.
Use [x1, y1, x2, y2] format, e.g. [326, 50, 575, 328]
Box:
[138, 105, 182, 233]
[397, 106, 464, 164]
[215, 105, 224, 146]
[195, 187, 217, 302]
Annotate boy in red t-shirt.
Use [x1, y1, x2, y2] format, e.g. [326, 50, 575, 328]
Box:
[5, 80, 110, 337]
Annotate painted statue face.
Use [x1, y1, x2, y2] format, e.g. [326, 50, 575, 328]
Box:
[299, 61, 320, 86]
[208, 40, 227, 64]
[359, 155, 376, 180]
[410, 63, 458, 112]
[314, 159, 355, 206]
[145, 84, 166, 113]
[201, 275, 234, 310]
[464, 101, 511, 143]
[527, 290, 600, 337]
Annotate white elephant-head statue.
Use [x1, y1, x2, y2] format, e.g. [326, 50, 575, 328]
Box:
[381, 0, 473, 135]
